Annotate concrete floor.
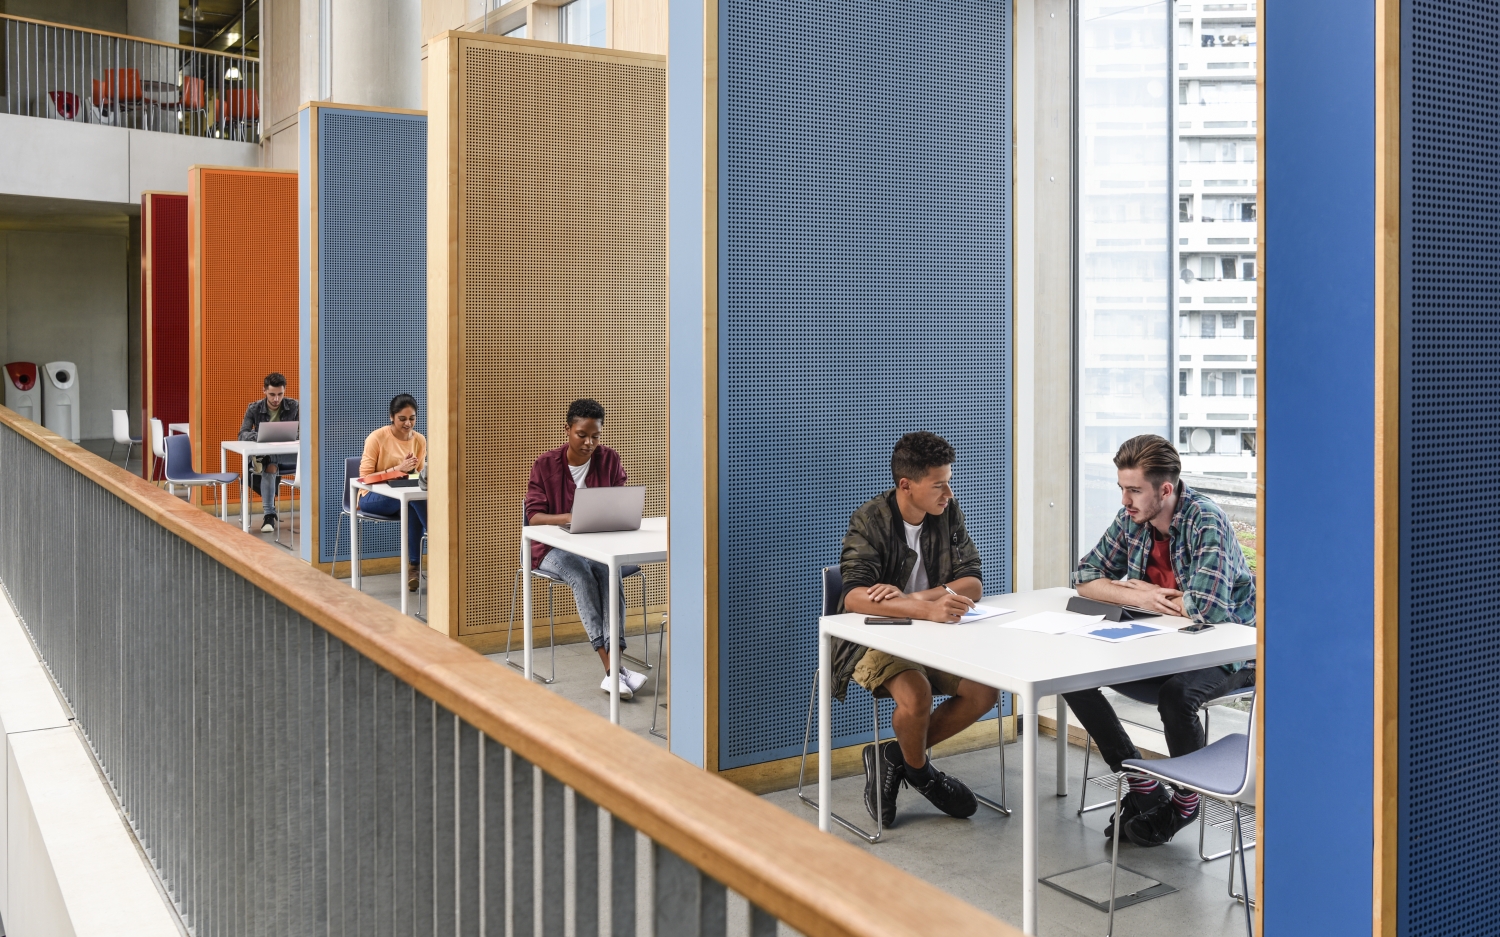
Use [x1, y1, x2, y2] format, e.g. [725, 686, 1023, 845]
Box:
[122, 437, 1253, 937]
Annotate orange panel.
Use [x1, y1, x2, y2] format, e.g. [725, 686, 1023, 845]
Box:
[188, 167, 298, 507]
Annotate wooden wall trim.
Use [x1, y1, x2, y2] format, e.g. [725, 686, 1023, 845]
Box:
[0, 404, 1015, 937]
[1373, 0, 1401, 933]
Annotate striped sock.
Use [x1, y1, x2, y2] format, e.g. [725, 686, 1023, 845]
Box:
[1173, 791, 1199, 817]
[1128, 777, 1160, 795]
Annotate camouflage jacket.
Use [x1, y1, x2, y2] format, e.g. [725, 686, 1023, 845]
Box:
[831, 490, 983, 700]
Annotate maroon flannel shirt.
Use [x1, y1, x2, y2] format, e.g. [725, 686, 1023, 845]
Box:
[523, 444, 628, 567]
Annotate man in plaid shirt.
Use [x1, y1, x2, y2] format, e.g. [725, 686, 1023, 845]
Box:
[1064, 434, 1255, 849]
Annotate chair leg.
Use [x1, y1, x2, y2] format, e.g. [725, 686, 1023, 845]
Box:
[649, 615, 669, 740]
[1106, 773, 1126, 937]
[505, 569, 523, 672]
[1230, 803, 1255, 937]
[331, 513, 348, 580]
[543, 583, 558, 685]
[974, 700, 1010, 816]
[794, 670, 883, 843]
[623, 575, 652, 671]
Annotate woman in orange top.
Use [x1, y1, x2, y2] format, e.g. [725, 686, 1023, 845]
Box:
[357, 393, 428, 591]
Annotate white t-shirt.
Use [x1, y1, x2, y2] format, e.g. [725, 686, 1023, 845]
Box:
[903, 521, 929, 594]
[569, 461, 589, 488]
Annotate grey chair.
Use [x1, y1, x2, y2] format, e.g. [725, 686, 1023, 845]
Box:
[796, 566, 1010, 843]
[162, 434, 237, 513]
[273, 462, 301, 551]
[649, 614, 669, 740]
[1077, 680, 1256, 860]
[416, 533, 429, 622]
[1106, 694, 1257, 937]
[330, 457, 400, 589]
[504, 500, 653, 684]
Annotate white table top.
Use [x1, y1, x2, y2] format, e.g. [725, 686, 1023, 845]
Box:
[351, 479, 428, 500]
[168, 422, 189, 435]
[522, 517, 667, 567]
[822, 586, 1256, 701]
[221, 439, 300, 456]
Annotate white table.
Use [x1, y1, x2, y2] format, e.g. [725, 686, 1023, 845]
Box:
[348, 479, 430, 616]
[168, 422, 189, 436]
[520, 518, 668, 724]
[220, 439, 300, 532]
[818, 586, 1256, 935]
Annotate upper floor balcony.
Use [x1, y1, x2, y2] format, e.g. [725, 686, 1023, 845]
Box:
[0, 12, 261, 143]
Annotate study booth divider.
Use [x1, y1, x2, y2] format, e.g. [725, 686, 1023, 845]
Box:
[667, 1, 1013, 783]
[141, 191, 189, 482]
[187, 166, 299, 509]
[425, 32, 667, 647]
[298, 102, 427, 573]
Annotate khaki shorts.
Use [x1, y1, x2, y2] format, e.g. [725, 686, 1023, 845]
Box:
[852, 648, 963, 698]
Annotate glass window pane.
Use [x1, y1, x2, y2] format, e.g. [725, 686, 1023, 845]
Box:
[1078, 0, 1171, 548]
[559, 0, 607, 47]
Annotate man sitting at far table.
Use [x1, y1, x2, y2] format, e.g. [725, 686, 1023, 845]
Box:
[1064, 434, 1256, 848]
[837, 431, 1000, 829]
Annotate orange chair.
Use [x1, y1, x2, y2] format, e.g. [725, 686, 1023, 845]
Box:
[103, 68, 143, 104]
[181, 76, 205, 110]
[215, 89, 259, 121]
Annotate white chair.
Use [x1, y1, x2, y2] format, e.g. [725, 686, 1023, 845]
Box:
[110, 409, 141, 467]
[274, 463, 301, 550]
[149, 418, 169, 487]
[1106, 695, 1257, 937]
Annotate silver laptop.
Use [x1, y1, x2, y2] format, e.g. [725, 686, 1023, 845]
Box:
[563, 486, 645, 534]
[256, 421, 299, 443]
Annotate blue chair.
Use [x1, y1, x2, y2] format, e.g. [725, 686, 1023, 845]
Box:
[331, 457, 400, 589]
[162, 434, 237, 514]
[1106, 694, 1257, 937]
[795, 566, 1010, 843]
[1078, 679, 1256, 861]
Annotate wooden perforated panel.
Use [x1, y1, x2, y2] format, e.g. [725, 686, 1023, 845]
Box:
[431, 36, 666, 637]
[188, 168, 299, 502]
[142, 192, 189, 481]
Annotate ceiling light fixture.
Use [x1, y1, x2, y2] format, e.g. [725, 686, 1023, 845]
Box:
[226, 31, 240, 44]
[224, 66, 241, 80]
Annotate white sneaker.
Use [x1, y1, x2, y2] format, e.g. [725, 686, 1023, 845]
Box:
[623, 667, 648, 694]
[601, 672, 634, 700]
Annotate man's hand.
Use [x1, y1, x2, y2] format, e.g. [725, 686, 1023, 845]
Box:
[865, 584, 903, 603]
[1117, 579, 1185, 616]
[926, 592, 975, 623]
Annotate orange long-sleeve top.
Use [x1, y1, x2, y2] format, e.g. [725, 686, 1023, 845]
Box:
[359, 425, 427, 477]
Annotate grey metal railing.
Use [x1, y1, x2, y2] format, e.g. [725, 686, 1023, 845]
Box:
[0, 13, 260, 142]
[0, 410, 1010, 937]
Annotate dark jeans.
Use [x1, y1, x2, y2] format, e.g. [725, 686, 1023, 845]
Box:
[1062, 665, 1256, 772]
[359, 491, 428, 565]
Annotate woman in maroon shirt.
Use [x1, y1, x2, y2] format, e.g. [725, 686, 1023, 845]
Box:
[524, 399, 646, 698]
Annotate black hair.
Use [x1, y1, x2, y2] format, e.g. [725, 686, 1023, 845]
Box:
[264, 372, 287, 389]
[390, 393, 419, 417]
[567, 398, 606, 425]
[891, 431, 956, 484]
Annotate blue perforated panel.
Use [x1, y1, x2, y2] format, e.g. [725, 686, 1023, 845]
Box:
[1401, 4, 1500, 931]
[717, 1, 1011, 768]
[313, 109, 427, 564]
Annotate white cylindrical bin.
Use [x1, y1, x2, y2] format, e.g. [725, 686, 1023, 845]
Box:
[41, 362, 80, 442]
[4, 362, 40, 423]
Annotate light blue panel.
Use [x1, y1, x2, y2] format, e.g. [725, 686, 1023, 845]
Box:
[716, 0, 1010, 769]
[667, 0, 707, 767]
[298, 108, 313, 562]
[1400, 2, 1500, 931]
[1264, 1, 1374, 931]
[312, 108, 428, 565]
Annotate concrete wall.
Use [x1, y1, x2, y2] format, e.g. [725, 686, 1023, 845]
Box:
[0, 596, 179, 937]
[0, 229, 131, 440]
[0, 114, 259, 205]
[2, 0, 127, 33]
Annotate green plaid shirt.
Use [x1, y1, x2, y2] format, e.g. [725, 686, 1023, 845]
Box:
[1073, 485, 1256, 628]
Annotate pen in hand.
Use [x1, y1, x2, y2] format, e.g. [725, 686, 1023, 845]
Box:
[943, 584, 976, 610]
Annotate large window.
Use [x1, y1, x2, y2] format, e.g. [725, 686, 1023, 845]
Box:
[559, 0, 607, 47]
[1077, 0, 1172, 548]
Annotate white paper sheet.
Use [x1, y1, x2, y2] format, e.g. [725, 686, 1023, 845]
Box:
[1068, 620, 1171, 642]
[1000, 611, 1103, 634]
[917, 604, 1016, 625]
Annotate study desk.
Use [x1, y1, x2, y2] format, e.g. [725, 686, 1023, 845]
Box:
[520, 518, 668, 724]
[348, 480, 430, 616]
[168, 422, 189, 436]
[817, 586, 1256, 936]
[219, 439, 300, 532]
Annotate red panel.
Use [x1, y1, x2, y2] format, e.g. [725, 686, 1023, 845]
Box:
[142, 192, 189, 480]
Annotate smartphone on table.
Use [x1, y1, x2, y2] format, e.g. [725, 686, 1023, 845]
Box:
[864, 617, 913, 626]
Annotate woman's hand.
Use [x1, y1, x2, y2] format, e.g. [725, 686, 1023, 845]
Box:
[397, 452, 419, 474]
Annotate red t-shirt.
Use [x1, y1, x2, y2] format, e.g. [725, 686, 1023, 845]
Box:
[1144, 528, 1178, 592]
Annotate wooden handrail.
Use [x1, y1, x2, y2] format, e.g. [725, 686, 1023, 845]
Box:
[0, 12, 260, 62]
[0, 405, 1016, 937]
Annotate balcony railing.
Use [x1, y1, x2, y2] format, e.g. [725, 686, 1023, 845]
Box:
[0, 405, 1012, 937]
[0, 13, 260, 142]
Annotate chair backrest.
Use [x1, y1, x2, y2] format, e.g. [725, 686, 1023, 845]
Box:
[821, 566, 843, 617]
[343, 457, 361, 512]
[111, 409, 131, 445]
[163, 434, 193, 481]
[150, 418, 166, 458]
[1228, 691, 1258, 804]
[181, 76, 205, 110]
